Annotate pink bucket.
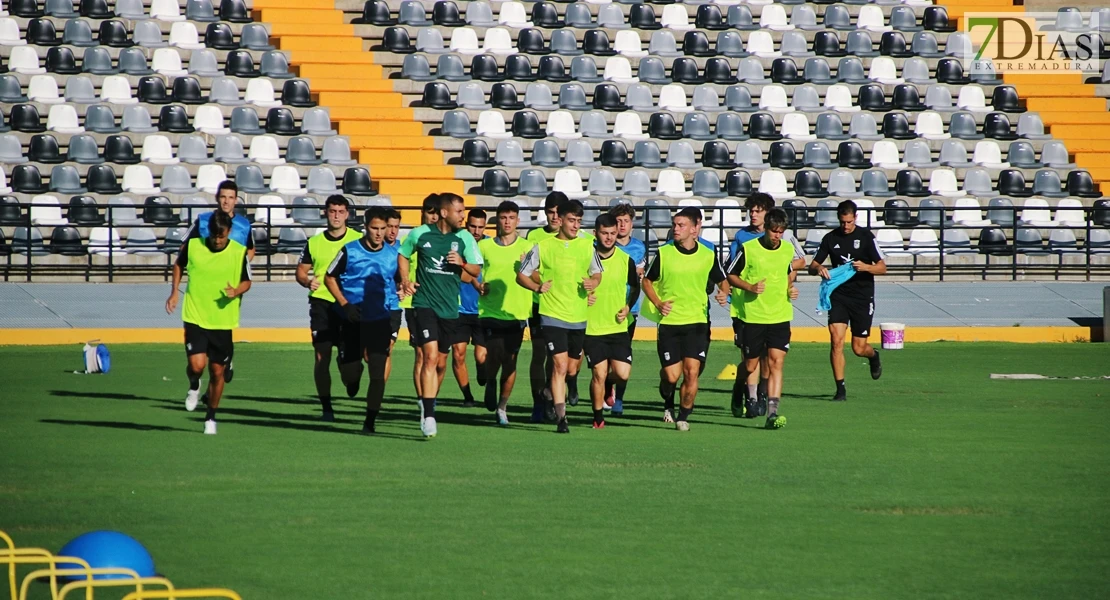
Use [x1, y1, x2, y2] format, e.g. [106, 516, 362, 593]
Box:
[880, 323, 905, 350]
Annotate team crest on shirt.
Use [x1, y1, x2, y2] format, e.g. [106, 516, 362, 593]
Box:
[853, 240, 861, 249]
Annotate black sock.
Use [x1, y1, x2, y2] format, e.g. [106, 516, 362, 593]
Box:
[604, 380, 614, 400]
[567, 375, 578, 397]
[421, 397, 436, 419]
[660, 381, 676, 411]
[732, 365, 745, 400]
[871, 350, 881, 362]
[204, 407, 216, 421]
[615, 381, 627, 402]
[476, 364, 487, 387]
[485, 380, 497, 402]
[189, 375, 201, 391]
[757, 380, 768, 399]
[321, 396, 333, 413]
[678, 407, 692, 422]
[461, 384, 474, 403]
[836, 379, 846, 391]
[364, 409, 378, 429]
[593, 409, 603, 423]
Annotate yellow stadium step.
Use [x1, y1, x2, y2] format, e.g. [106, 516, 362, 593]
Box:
[369, 165, 457, 180]
[339, 121, 424, 136]
[329, 107, 416, 121]
[270, 24, 353, 36]
[1012, 84, 1098, 97]
[277, 36, 363, 52]
[1102, 182, 1110, 194]
[1049, 125, 1110, 139]
[252, 0, 336, 8]
[1036, 112, 1110, 125]
[1004, 74, 1085, 85]
[378, 179, 466, 195]
[358, 149, 445, 166]
[259, 8, 343, 23]
[1075, 154, 1110, 168]
[317, 92, 403, 107]
[260, 2, 480, 195]
[1084, 167, 1110, 182]
[286, 51, 377, 65]
[1061, 140, 1110, 153]
[1026, 98, 1107, 112]
[297, 64, 383, 79]
[310, 80, 396, 92]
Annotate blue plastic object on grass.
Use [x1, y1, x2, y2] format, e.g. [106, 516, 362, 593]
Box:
[58, 530, 154, 580]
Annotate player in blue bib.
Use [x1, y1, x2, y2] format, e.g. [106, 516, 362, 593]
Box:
[324, 206, 403, 436]
[608, 203, 647, 416]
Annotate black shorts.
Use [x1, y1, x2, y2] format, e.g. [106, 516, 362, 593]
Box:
[627, 318, 638, 343]
[584, 332, 633, 369]
[336, 319, 363, 365]
[657, 323, 710, 367]
[732, 317, 745, 349]
[544, 325, 585, 360]
[455, 313, 486, 347]
[742, 322, 791, 360]
[309, 297, 342, 347]
[828, 297, 875, 339]
[184, 322, 233, 365]
[482, 318, 526, 356]
[528, 302, 544, 343]
[361, 318, 396, 357]
[337, 317, 396, 362]
[410, 307, 458, 353]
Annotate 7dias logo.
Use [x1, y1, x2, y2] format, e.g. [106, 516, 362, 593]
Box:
[966, 13, 1103, 75]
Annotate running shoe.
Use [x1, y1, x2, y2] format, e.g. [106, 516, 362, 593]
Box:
[185, 389, 199, 412]
[663, 409, 675, 424]
[870, 352, 882, 380]
[556, 417, 570, 434]
[422, 416, 438, 438]
[203, 420, 217, 435]
[675, 420, 690, 432]
[496, 409, 509, 427]
[765, 413, 787, 430]
[612, 399, 624, 416]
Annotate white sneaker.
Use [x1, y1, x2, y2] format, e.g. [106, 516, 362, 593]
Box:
[663, 409, 675, 424]
[496, 409, 509, 426]
[675, 420, 690, 432]
[422, 416, 437, 438]
[204, 420, 217, 435]
[185, 389, 200, 412]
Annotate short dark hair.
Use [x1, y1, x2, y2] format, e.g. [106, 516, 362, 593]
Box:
[216, 180, 238, 196]
[324, 194, 350, 210]
[837, 200, 858, 216]
[544, 191, 569, 210]
[675, 206, 702, 224]
[421, 193, 441, 214]
[496, 200, 519, 216]
[745, 192, 775, 212]
[437, 192, 463, 213]
[765, 208, 788, 232]
[467, 209, 487, 223]
[208, 209, 233, 236]
[557, 199, 584, 218]
[608, 202, 636, 221]
[594, 213, 617, 230]
[386, 208, 402, 221]
[365, 206, 389, 225]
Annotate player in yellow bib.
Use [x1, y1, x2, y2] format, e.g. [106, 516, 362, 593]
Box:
[517, 199, 603, 433]
[727, 209, 797, 429]
[295, 195, 363, 421]
[642, 207, 730, 431]
[165, 211, 252, 435]
[476, 201, 535, 426]
[583, 214, 640, 429]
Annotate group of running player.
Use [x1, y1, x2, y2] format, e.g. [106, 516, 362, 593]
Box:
[166, 181, 888, 437]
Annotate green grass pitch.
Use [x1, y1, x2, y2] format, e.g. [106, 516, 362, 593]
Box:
[2, 341, 1109, 599]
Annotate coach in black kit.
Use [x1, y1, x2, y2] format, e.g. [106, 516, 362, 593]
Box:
[809, 200, 887, 401]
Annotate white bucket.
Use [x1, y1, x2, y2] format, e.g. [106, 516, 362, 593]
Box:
[880, 323, 905, 350]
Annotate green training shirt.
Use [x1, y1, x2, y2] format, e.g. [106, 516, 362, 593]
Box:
[403, 225, 483, 320]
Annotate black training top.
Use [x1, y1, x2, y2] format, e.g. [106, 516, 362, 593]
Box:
[813, 226, 884, 301]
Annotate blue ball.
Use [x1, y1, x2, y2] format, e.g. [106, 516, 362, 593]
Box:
[57, 531, 155, 581]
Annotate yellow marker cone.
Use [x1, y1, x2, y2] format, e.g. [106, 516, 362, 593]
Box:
[717, 364, 738, 381]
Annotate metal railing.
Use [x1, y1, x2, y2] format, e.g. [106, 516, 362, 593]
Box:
[2, 200, 1109, 282]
